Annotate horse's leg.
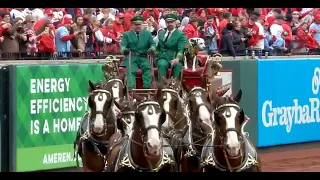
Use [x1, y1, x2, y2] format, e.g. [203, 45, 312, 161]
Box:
[82, 143, 105, 172]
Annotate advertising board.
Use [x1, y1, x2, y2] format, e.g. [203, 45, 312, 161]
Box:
[9, 64, 104, 171]
[257, 59, 320, 147]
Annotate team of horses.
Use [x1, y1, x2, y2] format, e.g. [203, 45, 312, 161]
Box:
[73, 54, 261, 172]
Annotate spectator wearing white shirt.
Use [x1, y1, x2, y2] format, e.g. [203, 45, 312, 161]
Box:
[255, 17, 265, 49]
[309, 14, 320, 44]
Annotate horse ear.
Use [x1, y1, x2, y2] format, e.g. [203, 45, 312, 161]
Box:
[88, 80, 96, 91]
[182, 80, 191, 93]
[133, 94, 145, 102]
[210, 87, 223, 107]
[239, 109, 245, 125]
[114, 100, 125, 110]
[161, 76, 168, 85]
[233, 89, 242, 103]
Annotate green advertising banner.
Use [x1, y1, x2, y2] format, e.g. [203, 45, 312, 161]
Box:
[9, 64, 104, 172]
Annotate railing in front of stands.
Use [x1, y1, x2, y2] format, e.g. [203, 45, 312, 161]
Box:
[0, 52, 123, 60]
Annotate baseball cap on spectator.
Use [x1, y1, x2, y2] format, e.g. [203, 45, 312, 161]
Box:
[314, 14, 320, 21]
[117, 12, 124, 19]
[45, 8, 53, 16]
[62, 14, 73, 25]
[310, 28, 317, 34]
[131, 15, 144, 25]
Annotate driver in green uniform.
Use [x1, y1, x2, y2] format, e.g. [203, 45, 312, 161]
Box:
[120, 15, 156, 89]
[155, 13, 187, 83]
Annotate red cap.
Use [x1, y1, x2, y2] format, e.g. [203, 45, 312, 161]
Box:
[310, 28, 317, 34]
[315, 14, 320, 21]
[117, 12, 124, 18]
[45, 8, 53, 15]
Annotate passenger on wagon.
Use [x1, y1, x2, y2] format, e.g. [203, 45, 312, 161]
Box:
[155, 13, 187, 83]
[120, 15, 156, 89]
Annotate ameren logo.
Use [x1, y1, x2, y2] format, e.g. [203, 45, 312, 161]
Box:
[261, 67, 320, 133]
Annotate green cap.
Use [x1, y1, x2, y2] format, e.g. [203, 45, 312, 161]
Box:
[131, 15, 144, 25]
[164, 13, 178, 22]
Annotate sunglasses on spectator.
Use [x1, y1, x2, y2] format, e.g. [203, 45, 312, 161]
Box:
[293, 13, 299, 15]
[29, 21, 35, 23]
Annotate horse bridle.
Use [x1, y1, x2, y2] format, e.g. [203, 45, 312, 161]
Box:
[214, 103, 244, 158]
[188, 87, 212, 120]
[106, 78, 124, 101]
[137, 101, 163, 138]
[89, 89, 114, 137]
[161, 88, 187, 134]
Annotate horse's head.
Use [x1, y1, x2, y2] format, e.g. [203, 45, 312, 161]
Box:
[115, 98, 137, 136]
[189, 38, 206, 51]
[134, 95, 166, 156]
[102, 62, 126, 103]
[105, 74, 126, 103]
[212, 89, 245, 157]
[157, 77, 183, 125]
[88, 80, 114, 135]
[182, 80, 213, 134]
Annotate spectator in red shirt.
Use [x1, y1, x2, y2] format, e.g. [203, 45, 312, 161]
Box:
[123, 8, 135, 31]
[296, 22, 319, 53]
[183, 17, 199, 39]
[218, 12, 232, 36]
[102, 18, 118, 53]
[113, 12, 124, 40]
[142, 8, 159, 23]
[243, 13, 260, 48]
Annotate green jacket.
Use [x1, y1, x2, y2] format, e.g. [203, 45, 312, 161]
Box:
[120, 30, 156, 66]
[155, 29, 187, 62]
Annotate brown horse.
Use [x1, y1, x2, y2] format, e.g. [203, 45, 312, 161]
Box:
[200, 89, 261, 172]
[74, 80, 117, 172]
[106, 95, 177, 172]
[156, 77, 189, 165]
[179, 79, 214, 172]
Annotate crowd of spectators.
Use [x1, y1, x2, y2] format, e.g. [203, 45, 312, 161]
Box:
[0, 8, 319, 60]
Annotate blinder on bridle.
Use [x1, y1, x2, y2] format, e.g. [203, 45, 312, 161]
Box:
[161, 88, 179, 110]
[88, 89, 113, 136]
[106, 78, 125, 100]
[214, 101, 246, 147]
[188, 87, 212, 118]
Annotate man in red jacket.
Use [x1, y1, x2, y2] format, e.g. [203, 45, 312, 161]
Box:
[113, 12, 124, 40]
[243, 13, 260, 48]
[123, 8, 135, 32]
[183, 17, 199, 39]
